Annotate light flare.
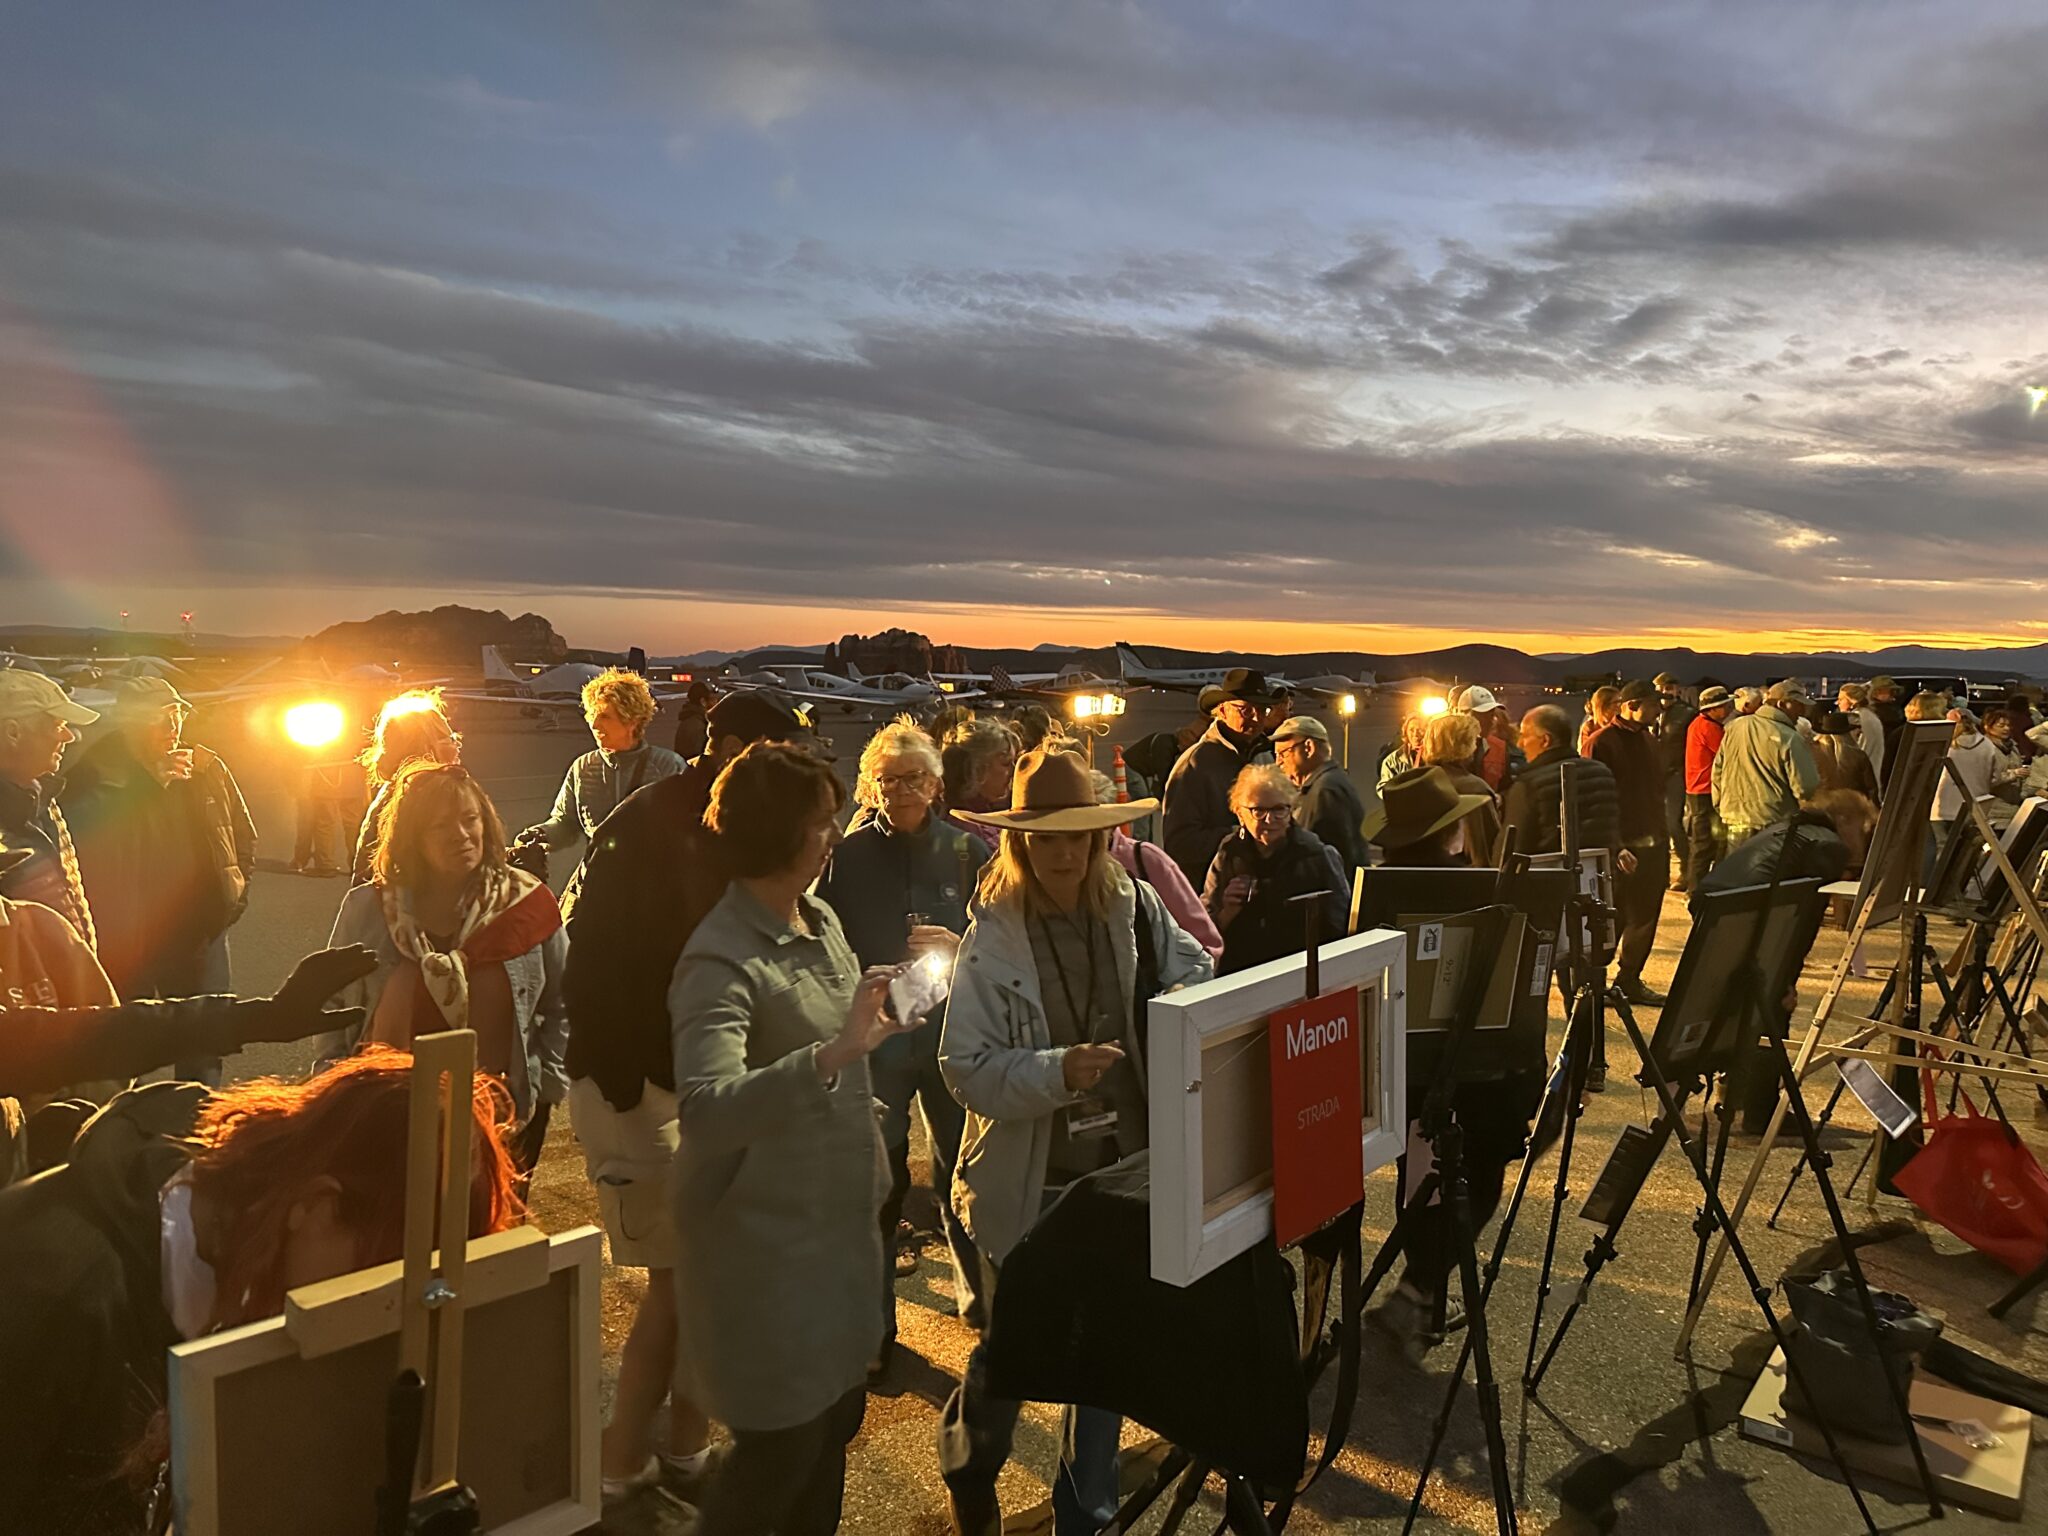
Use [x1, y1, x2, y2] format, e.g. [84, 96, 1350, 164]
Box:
[283, 699, 347, 749]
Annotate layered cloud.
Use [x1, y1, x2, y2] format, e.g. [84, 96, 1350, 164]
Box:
[1, 2, 2045, 647]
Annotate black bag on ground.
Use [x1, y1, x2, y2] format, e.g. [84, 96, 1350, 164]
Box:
[982, 1152, 1309, 1490]
[1782, 1269, 1943, 1443]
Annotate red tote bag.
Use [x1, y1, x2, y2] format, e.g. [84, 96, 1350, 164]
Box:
[1893, 1073, 2048, 1274]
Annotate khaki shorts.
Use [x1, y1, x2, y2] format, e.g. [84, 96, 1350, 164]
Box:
[568, 1077, 679, 1270]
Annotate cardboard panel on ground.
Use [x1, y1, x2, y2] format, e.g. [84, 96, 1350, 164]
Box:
[169, 1225, 603, 1536]
[1740, 1348, 2031, 1520]
[1148, 928, 1407, 1287]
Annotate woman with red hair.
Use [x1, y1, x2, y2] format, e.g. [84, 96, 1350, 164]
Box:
[327, 762, 567, 1165]
[0, 1049, 521, 1531]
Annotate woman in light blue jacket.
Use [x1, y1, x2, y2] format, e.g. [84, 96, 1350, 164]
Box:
[938, 747, 1211, 1536]
[327, 761, 566, 1165]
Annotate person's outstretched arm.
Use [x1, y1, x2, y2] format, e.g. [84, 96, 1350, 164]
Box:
[0, 947, 375, 1097]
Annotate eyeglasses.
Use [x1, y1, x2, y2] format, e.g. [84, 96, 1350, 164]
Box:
[1246, 803, 1293, 820]
[876, 772, 931, 791]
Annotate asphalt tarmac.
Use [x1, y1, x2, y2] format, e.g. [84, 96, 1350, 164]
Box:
[196, 688, 2048, 1533]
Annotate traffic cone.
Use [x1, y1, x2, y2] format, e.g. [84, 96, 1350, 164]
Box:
[1112, 744, 1130, 802]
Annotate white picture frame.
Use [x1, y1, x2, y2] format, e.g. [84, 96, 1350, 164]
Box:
[1148, 928, 1408, 1287]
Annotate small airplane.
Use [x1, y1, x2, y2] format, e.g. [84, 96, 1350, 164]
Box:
[442, 646, 699, 728]
[721, 664, 963, 714]
[1113, 643, 1372, 709]
[933, 662, 1123, 707]
[1113, 644, 1245, 693]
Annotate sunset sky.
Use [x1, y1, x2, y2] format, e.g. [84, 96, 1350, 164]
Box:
[4, 4, 2046, 657]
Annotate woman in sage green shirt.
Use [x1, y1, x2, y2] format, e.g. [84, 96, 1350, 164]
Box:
[669, 742, 913, 1536]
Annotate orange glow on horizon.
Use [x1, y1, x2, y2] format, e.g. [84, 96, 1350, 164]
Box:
[33, 583, 2048, 662]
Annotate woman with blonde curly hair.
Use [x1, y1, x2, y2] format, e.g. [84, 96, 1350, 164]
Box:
[520, 667, 685, 907]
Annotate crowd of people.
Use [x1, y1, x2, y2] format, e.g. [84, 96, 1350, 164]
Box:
[0, 650, 2038, 1534]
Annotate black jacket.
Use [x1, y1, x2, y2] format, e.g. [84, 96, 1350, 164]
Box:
[1691, 812, 1848, 912]
[2, 996, 272, 1101]
[1873, 699, 1908, 790]
[0, 1082, 206, 1533]
[1502, 747, 1621, 857]
[563, 762, 728, 1111]
[815, 812, 988, 969]
[1293, 763, 1370, 878]
[1656, 698, 1698, 777]
[1162, 721, 1261, 884]
[1201, 825, 1348, 976]
[1587, 722, 1664, 843]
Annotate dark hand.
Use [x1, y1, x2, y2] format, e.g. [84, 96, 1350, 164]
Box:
[273, 945, 380, 1019]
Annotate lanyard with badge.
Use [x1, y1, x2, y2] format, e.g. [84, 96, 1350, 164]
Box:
[1039, 905, 1120, 1143]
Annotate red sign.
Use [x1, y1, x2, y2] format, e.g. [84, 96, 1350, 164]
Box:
[1267, 985, 1365, 1247]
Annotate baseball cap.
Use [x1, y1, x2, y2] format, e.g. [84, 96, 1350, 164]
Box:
[1271, 715, 1330, 747]
[1653, 672, 1682, 689]
[1458, 685, 1501, 714]
[1618, 679, 1660, 705]
[0, 669, 100, 726]
[104, 675, 192, 717]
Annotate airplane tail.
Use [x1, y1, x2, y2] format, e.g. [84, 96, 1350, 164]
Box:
[1113, 644, 1148, 682]
[482, 645, 518, 684]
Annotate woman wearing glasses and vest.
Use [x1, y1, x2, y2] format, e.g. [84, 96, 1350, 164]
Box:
[937, 748, 1212, 1536]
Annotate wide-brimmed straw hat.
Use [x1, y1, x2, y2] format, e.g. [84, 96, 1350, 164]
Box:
[1361, 766, 1492, 848]
[952, 748, 1157, 833]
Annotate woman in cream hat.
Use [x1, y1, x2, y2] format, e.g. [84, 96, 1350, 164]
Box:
[937, 747, 1213, 1536]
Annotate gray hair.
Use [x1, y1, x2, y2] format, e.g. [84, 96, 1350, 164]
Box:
[1764, 678, 1808, 705]
[1733, 686, 1765, 709]
[1520, 704, 1573, 754]
[856, 718, 942, 808]
[1228, 762, 1298, 814]
[942, 718, 1014, 796]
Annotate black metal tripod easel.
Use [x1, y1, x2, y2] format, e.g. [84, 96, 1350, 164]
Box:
[1525, 875, 1944, 1532]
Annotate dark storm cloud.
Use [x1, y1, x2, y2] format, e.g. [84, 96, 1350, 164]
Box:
[5, 2, 2048, 641]
[602, 0, 1835, 156]
[1543, 26, 2048, 261]
[11, 217, 2040, 638]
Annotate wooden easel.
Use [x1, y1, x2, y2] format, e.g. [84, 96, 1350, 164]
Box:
[391, 1027, 482, 1524]
[167, 1030, 604, 1536]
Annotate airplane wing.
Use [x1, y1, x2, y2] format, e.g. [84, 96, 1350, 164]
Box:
[440, 689, 584, 712]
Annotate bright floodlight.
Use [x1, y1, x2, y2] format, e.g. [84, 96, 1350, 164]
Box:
[1071, 694, 1100, 720]
[1099, 692, 1127, 718]
[1418, 695, 1450, 718]
[284, 700, 346, 749]
[1338, 693, 1358, 717]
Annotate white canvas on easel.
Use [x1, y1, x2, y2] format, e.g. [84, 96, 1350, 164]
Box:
[1147, 928, 1408, 1287]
